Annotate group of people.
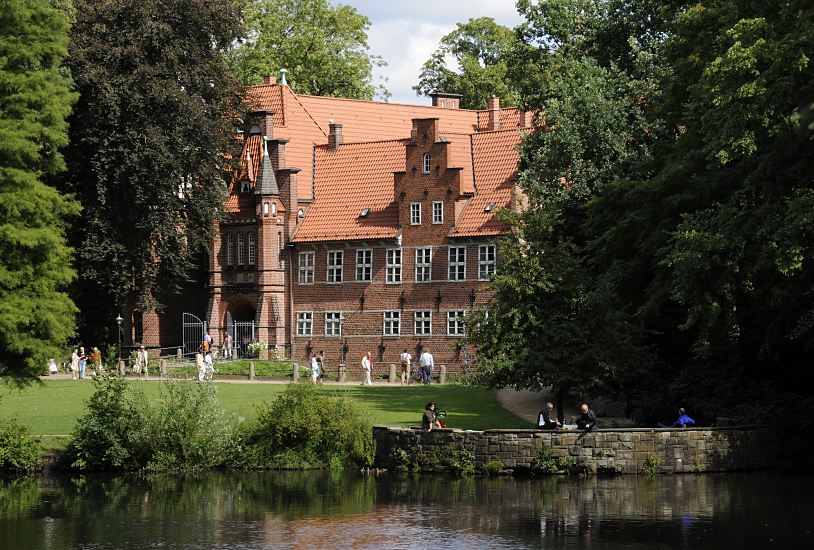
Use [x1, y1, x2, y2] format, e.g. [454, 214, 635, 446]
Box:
[538, 402, 697, 430]
[68, 346, 104, 380]
[398, 348, 435, 385]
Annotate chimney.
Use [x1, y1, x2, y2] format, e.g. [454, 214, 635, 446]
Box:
[263, 75, 277, 85]
[519, 110, 532, 129]
[487, 96, 501, 131]
[430, 91, 462, 109]
[250, 109, 275, 139]
[328, 122, 343, 148]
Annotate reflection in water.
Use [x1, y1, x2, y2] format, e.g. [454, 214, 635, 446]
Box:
[0, 472, 811, 549]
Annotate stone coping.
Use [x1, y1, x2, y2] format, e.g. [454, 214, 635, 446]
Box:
[375, 424, 770, 433]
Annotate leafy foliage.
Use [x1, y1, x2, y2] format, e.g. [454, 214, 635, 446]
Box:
[0, 419, 40, 472]
[63, 0, 245, 338]
[414, 17, 520, 109]
[239, 383, 375, 469]
[0, 0, 79, 381]
[230, 0, 388, 99]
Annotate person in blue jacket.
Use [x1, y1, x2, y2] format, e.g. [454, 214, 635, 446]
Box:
[672, 408, 696, 428]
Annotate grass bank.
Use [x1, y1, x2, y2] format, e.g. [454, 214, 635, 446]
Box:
[0, 380, 532, 448]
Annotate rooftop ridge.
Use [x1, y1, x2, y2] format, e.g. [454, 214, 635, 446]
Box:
[313, 137, 412, 149]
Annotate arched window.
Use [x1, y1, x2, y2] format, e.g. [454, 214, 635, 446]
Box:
[422, 152, 431, 173]
[271, 202, 277, 216]
[227, 234, 235, 266]
[237, 234, 245, 265]
[248, 233, 256, 265]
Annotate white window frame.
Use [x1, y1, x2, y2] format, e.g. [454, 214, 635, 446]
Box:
[327, 250, 343, 284]
[296, 312, 313, 337]
[248, 233, 256, 265]
[447, 310, 465, 336]
[383, 311, 401, 336]
[478, 244, 496, 280]
[432, 201, 444, 224]
[325, 312, 342, 337]
[298, 251, 314, 284]
[410, 202, 421, 225]
[422, 152, 431, 174]
[414, 310, 432, 336]
[226, 234, 235, 266]
[356, 249, 372, 282]
[237, 234, 245, 265]
[448, 246, 466, 281]
[415, 247, 432, 282]
[386, 248, 402, 284]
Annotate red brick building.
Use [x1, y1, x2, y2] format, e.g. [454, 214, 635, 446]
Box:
[132, 78, 529, 372]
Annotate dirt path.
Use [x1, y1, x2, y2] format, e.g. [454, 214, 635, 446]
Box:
[495, 388, 580, 424]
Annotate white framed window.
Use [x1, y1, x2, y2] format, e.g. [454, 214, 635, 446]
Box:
[415, 247, 432, 282]
[448, 246, 466, 281]
[410, 202, 421, 225]
[383, 311, 400, 336]
[298, 251, 314, 284]
[296, 312, 312, 337]
[248, 234, 256, 265]
[479, 244, 496, 280]
[226, 234, 235, 266]
[327, 250, 343, 284]
[414, 310, 432, 336]
[432, 201, 444, 224]
[237, 234, 245, 265]
[325, 312, 342, 336]
[447, 310, 465, 336]
[422, 152, 431, 173]
[386, 248, 402, 283]
[356, 249, 372, 282]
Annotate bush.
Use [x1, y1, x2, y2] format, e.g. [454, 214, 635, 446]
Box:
[0, 419, 40, 472]
[239, 383, 375, 470]
[64, 375, 238, 471]
[482, 458, 505, 475]
[448, 450, 475, 476]
[534, 444, 576, 474]
[641, 452, 662, 477]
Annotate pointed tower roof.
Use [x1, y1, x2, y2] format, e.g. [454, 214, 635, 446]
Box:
[255, 138, 279, 195]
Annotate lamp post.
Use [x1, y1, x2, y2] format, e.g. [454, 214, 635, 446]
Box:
[115, 315, 123, 363]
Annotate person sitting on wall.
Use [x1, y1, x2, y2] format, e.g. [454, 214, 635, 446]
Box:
[537, 401, 561, 430]
[672, 408, 696, 428]
[573, 402, 598, 430]
[422, 402, 442, 432]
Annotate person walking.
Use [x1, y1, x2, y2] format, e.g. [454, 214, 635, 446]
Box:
[78, 347, 87, 379]
[310, 353, 320, 383]
[196, 352, 206, 381]
[399, 348, 412, 386]
[204, 351, 214, 380]
[317, 350, 326, 384]
[361, 352, 373, 386]
[419, 348, 434, 385]
[70, 349, 80, 380]
[136, 345, 150, 379]
[222, 333, 232, 359]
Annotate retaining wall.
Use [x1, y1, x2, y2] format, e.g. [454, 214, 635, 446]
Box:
[373, 425, 777, 474]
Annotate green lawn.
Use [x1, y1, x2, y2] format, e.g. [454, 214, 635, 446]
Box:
[0, 380, 532, 438]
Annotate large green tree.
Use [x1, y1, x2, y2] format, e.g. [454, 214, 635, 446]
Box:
[0, 0, 78, 380]
[64, 0, 245, 339]
[414, 17, 520, 109]
[229, 0, 388, 99]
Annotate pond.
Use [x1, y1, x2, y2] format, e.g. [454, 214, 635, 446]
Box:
[0, 471, 810, 549]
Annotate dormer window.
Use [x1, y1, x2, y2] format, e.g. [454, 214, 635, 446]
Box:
[422, 152, 431, 174]
[240, 180, 251, 194]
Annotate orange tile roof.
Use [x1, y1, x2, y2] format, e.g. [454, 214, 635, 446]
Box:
[245, 84, 285, 126]
[291, 139, 408, 243]
[451, 129, 524, 237]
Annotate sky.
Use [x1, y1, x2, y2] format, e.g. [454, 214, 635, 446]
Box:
[331, 1, 525, 105]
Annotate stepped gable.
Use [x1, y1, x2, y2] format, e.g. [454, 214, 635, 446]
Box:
[450, 129, 525, 237]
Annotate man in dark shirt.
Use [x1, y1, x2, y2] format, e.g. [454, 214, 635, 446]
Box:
[574, 402, 598, 430]
[537, 401, 561, 430]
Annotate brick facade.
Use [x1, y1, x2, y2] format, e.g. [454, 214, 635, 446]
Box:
[131, 82, 528, 369]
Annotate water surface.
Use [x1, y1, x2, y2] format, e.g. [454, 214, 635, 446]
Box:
[0, 471, 810, 549]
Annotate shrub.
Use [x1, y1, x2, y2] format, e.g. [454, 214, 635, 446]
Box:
[0, 419, 40, 472]
[448, 450, 476, 476]
[641, 452, 662, 477]
[239, 383, 375, 470]
[482, 458, 505, 475]
[534, 444, 576, 474]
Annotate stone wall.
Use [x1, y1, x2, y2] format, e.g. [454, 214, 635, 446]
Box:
[373, 425, 777, 474]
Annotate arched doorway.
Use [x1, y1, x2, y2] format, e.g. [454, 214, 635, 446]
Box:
[225, 303, 255, 358]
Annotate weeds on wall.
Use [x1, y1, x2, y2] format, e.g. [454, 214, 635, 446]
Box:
[533, 444, 577, 474]
[641, 452, 662, 477]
